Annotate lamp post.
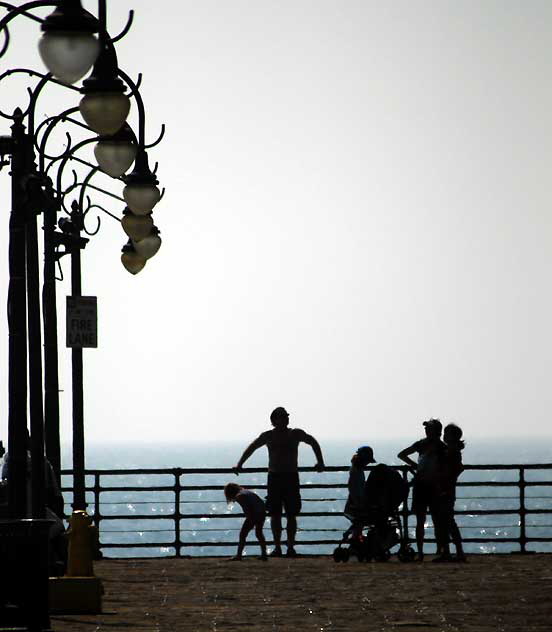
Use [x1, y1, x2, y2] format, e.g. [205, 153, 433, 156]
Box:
[0, 1, 163, 627]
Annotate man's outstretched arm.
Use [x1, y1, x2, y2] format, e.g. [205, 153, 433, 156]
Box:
[234, 435, 267, 472]
[303, 434, 325, 471]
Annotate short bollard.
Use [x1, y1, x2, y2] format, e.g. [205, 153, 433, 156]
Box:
[49, 510, 103, 614]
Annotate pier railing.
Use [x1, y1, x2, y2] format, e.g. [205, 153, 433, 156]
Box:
[60, 464, 552, 556]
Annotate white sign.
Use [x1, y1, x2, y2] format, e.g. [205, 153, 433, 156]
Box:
[66, 296, 97, 348]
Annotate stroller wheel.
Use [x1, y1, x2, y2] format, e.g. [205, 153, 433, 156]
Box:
[375, 549, 391, 562]
[333, 547, 349, 563]
[398, 545, 417, 563]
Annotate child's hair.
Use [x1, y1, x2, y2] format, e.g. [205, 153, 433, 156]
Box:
[444, 423, 465, 450]
[224, 482, 242, 503]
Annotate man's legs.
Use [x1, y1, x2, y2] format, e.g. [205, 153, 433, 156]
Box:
[270, 515, 283, 556]
[415, 510, 426, 560]
[286, 515, 297, 555]
[266, 472, 284, 556]
[282, 473, 301, 556]
[431, 502, 451, 561]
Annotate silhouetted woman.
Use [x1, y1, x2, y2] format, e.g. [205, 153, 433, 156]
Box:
[432, 423, 466, 562]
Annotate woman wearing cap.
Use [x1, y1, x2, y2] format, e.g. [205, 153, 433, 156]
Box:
[344, 446, 375, 539]
[398, 419, 446, 561]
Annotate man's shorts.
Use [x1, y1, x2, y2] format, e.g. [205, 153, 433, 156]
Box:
[266, 472, 302, 517]
[411, 478, 436, 514]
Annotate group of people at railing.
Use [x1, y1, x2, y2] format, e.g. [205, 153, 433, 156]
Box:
[1, 406, 466, 564]
[228, 407, 466, 562]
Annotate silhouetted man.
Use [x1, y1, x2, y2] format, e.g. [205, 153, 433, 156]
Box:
[234, 407, 325, 557]
[398, 418, 446, 561]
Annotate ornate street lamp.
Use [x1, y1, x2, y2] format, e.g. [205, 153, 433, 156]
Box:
[121, 240, 147, 275]
[0, 2, 164, 628]
[94, 124, 137, 177]
[133, 225, 162, 260]
[122, 148, 161, 215]
[121, 206, 153, 241]
[79, 44, 130, 135]
[38, 0, 100, 84]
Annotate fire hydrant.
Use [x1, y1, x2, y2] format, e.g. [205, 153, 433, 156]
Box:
[66, 510, 98, 577]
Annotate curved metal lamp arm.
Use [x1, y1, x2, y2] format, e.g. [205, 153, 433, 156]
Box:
[145, 124, 165, 150]
[117, 68, 147, 146]
[124, 71, 142, 97]
[0, 1, 46, 58]
[117, 68, 166, 152]
[0, 1, 54, 31]
[36, 109, 97, 171]
[0, 0, 54, 62]
[82, 200, 123, 235]
[81, 195, 102, 236]
[55, 136, 99, 206]
[0, 67, 80, 120]
[60, 168, 125, 218]
[77, 166, 123, 236]
[0, 22, 8, 59]
[110, 9, 133, 43]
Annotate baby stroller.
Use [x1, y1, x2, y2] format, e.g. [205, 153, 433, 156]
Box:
[333, 463, 416, 562]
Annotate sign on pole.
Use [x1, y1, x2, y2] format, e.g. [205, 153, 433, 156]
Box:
[66, 296, 97, 348]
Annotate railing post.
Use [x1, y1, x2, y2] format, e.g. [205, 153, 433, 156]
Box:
[174, 469, 181, 558]
[400, 467, 410, 544]
[519, 466, 526, 553]
[93, 472, 101, 530]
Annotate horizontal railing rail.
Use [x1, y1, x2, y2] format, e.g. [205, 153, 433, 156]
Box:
[59, 464, 552, 557]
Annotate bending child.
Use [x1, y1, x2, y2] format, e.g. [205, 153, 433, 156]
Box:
[224, 482, 267, 561]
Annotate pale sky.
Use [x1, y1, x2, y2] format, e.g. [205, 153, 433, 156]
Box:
[1, 1, 551, 445]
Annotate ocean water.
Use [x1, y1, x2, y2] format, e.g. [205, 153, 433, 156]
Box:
[60, 438, 552, 557]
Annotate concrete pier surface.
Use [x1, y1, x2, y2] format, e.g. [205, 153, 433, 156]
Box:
[51, 554, 551, 632]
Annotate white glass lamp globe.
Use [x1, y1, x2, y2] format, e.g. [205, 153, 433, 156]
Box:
[94, 139, 137, 177]
[121, 211, 153, 243]
[79, 92, 130, 136]
[133, 231, 162, 260]
[38, 31, 100, 84]
[123, 183, 161, 216]
[121, 250, 146, 275]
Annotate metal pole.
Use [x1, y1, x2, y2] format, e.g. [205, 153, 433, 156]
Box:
[26, 191, 47, 520]
[71, 204, 86, 510]
[43, 202, 62, 485]
[519, 467, 527, 553]
[7, 110, 29, 519]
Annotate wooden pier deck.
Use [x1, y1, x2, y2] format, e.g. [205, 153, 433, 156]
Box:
[50, 554, 551, 632]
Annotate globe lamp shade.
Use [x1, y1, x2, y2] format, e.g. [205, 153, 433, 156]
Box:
[123, 183, 161, 216]
[95, 139, 137, 177]
[133, 229, 162, 260]
[121, 247, 146, 275]
[39, 32, 99, 84]
[79, 92, 130, 136]
[121, 210, 153, 242]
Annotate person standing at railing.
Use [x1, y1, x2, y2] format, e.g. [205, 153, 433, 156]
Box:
[397, 418, 446, 561]
[233, 406, 325, 558]
[431, 423, 466, 562]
